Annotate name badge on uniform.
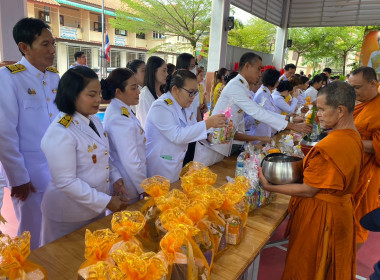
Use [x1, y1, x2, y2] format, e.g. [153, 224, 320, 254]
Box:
[160, 155, 172, 161]
[27, 88, 37, 95]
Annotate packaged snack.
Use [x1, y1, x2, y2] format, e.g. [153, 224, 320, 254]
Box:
[160, 228, 210, 280]
[211, 107, 235, 145]
[0, 231, 46, 280]
[80, 261, 125, 280]
[139, 176, 171, 243]
[180, 162, 217, 195]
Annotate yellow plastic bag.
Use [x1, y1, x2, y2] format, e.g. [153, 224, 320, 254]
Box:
[0, 231, 46, 280]
[84, 261, 125, 280]
[180, 162, 217, 195]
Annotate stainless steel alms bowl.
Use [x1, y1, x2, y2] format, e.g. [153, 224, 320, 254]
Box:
[261, 153, 303, 185]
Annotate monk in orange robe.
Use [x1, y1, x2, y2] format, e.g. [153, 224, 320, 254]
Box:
[349, 66, 380, 244]
[259, 81, 363, 280]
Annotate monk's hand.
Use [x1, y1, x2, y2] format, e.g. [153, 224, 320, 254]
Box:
[11, 182, 36, 201]
[113, 178, 128, 197]
[258, 167, 271, 190]
[293, 122, 312, 134]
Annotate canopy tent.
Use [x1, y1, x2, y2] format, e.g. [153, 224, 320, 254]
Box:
[231, 0, 380, 28]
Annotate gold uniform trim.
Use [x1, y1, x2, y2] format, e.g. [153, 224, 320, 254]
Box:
[121, 107, 130, 118]
[58, 114, 73, 128]
[5, 64, 26, 74]
[164, 98, 173, 105]
[46, 66, 59, 73]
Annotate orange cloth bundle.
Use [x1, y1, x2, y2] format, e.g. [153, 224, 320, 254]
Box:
[155, 189, 190, 213]
[305, 96, 312, 106]
[78, 229, 118, 279]
[180, 162, 217, 195]
[160, 228, 210, 280]
[85, 261, 125, 280]
[0, 231, 46, 280]
[109, 211, 146, 255]
[218, 176, 250, 245]
[140, 176, 171, 243]
[111, 251, 168, 280]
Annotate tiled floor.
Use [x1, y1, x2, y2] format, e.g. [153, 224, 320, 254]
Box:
[1, 189, 379, 279]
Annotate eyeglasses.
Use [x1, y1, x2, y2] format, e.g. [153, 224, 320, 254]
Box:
[180, 87, 198, 97]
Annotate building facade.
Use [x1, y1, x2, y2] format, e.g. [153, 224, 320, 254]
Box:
[27, 0, 192, 75]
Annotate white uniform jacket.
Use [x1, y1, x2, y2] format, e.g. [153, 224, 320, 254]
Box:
[145, 92, 207, 182]
[41, 112, 119, 222]
[136, 86, 156, 128]
[272, 90, 299, 114]
[0, 57, 59, 191]
[252, 85, 281, 137]
[208, 74, 287, 156]
[279, 74, 288, 81]
[103, 98, 146, 200]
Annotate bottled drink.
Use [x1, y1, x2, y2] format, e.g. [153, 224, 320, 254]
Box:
[235, 151, 245, 176]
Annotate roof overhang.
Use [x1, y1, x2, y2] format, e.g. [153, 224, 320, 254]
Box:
[232, 0, 380, 28]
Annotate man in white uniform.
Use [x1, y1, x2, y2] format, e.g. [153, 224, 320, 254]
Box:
[279, 63, 296, 81]
[0, 18, 59, 249]
[194, 53, 311, 166]
[69, 51, 88, 69]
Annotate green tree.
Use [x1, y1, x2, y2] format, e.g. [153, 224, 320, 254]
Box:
[111, 0, 211, 53]
[289, 28, 321, 67]
[227, 17, 276, 53]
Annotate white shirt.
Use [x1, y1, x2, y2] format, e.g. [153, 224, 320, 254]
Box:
[279, 74, 288, 81]
[272, 90, 298, 114]
[103, 98, 146, 200]
[69, 62, 88, 69]
[251, 85, 281, 137]
[304, 86, 319, 103]
[41, 112, 119, 222]
[0, 56, 59, 190]
[297, 89, 306, 106]
[145, 92, 207, 182]
[210, 74, 287, 156]
[136, 86, 156, 128]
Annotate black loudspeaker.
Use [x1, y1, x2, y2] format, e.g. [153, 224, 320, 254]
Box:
[287, 39, 292, 48]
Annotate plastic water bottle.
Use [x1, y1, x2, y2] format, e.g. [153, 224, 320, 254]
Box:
[310, 124, 318, 141]
[235, 151, 245, 176]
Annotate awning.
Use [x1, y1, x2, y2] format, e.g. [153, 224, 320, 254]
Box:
[55, 0, 116, 16]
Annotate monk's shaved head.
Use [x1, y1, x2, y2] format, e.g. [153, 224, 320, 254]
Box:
[317, 81, 356, 113]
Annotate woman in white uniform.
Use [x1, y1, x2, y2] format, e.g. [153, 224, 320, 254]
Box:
[272, 80, 299, 115]
[127, 59, 146, 90]
[136, 56, 167, 128]
[145, 70, 227, 182]
[40, 67, 129, 245]
[102, 68, 147, 204]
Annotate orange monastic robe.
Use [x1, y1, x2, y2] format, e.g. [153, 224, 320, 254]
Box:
[282, 129, 363, 280]
[353, 94, 380, 243]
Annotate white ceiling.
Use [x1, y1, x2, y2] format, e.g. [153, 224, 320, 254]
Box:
[231, 0, 380, 27]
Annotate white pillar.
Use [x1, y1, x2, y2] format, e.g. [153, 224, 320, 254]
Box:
[207, 0, 230, 72]
[92, 47, 99, 68]
[56, 42, 68, 74]
[272, 0, 291, 70]
[120, 50, 127, 67]
[0, 0, 27, 64]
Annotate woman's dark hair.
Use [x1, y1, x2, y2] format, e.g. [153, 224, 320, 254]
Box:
[319, 73, 329, 84]
[127, 59, 145, 73]
[101, 68, 135, 100]
[262, 69, 281, 87]
[211, 68, 228, 94]
[225, 71, 239, 84]
[300, 75, 309, 84]
[277, 80, 293, 92]
[55, 66, 98, 115]
[144, 56, 165, 99]
[288, 76, 302, 87]
[164, 63, 177, 93]
[13, 18, 50, 56]
[176, 53, 195, 70]
[169, 69, 197, 92]
[310, 74, 323, 86]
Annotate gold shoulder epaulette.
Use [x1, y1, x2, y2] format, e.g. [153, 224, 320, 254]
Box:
[46, 66, 59, 73]
[5, 64, 26, 74]
[164, 98, 173, 105]
[239, 79, 244, 84]
[58, 114, 73, 128]
[121, 107, 130, 118]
